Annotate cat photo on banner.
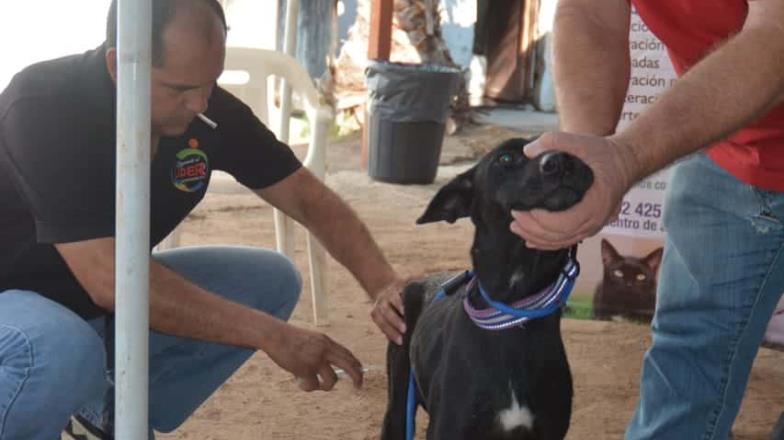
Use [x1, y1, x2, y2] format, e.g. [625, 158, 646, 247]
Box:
[592, 239, 662, 324]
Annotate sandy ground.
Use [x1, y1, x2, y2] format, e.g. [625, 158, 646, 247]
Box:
[157, 125, 784, 439]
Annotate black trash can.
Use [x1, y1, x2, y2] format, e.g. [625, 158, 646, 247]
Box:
[365, 61, 461, 184]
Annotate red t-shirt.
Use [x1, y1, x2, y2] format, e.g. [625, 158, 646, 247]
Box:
[632, 0, 784, 191]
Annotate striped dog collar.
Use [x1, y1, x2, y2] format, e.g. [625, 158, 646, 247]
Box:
[463, 255, 579, 331]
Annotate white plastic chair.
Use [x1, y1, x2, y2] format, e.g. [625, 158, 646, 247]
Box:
[158, 48, 332, 325]
[221, 47, 332, 326]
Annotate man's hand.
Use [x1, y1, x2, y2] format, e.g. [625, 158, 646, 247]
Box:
[266, 323, 364, 392]
[370, 277, 408, 345]
[510, 131, 641, 249]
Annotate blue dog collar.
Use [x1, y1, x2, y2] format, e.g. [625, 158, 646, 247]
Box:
[463, 255, 579, 330]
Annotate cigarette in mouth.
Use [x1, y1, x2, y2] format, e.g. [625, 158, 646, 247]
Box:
[197, 113, 218, 129]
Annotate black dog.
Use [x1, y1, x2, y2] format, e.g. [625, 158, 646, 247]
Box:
[381, 138, 593, 440]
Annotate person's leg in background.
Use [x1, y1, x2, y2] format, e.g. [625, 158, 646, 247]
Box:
[0, 290, 106, 440]
[626, 153, 784, 439]
[79, 245, 301, 437]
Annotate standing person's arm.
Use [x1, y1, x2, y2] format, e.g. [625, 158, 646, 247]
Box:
[552, 0, 631, 135]
[255, 168, 409, 345]
[512, 0, 784, 250]
[56, 239, 364, 392]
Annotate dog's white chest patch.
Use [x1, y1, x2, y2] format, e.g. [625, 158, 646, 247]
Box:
[497, 383, 534, 432]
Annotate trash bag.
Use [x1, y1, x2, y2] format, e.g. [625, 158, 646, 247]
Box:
[364, 61, 461, 184]
[366, 61, 461, 123]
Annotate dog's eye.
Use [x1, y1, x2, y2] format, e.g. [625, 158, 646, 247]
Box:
[498, 153, 513, 165]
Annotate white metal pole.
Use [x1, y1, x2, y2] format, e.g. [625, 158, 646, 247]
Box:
[115, 0, 151, 438]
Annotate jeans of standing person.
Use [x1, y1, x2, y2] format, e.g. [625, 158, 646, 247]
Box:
[0, 245, 301, 439]
[626, 153, 784, 439]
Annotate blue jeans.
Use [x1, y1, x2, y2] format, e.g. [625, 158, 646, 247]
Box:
[0, 246, 301, 439]
[626, 153, 784, 439]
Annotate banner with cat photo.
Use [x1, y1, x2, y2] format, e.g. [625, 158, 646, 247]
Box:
[567, 9, 784, 349]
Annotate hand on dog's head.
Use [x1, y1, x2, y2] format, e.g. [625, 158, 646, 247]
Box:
[417, 138, 594, 227]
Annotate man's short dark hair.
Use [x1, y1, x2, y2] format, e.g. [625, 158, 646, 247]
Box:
[105, 0, 227, 67]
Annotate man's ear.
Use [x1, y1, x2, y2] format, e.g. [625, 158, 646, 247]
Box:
[105, 47, 118, 84]
[416, 167, 476, 224]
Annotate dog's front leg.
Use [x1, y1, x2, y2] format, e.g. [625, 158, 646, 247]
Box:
[381, 283, 427, 440]
[381, 339, 412, 439]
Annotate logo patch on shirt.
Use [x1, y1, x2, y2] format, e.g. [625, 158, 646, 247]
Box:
[172, 146, 209, 193]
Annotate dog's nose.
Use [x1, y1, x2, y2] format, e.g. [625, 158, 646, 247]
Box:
[539, 152, 567, 177]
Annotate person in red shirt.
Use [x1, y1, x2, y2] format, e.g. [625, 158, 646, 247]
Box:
[509, 0, 784, 438]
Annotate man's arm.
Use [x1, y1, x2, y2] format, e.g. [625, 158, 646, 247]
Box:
[255, 168, 408, 344]
[55, 238, 363, 391]
[552, 0, 631, 135]
[512, 0, 784, 249]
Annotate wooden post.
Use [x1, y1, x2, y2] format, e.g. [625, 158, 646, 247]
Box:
[368, 0, 393, 60]
[520, 0, 540, 101]
[362, 0, 394, 168]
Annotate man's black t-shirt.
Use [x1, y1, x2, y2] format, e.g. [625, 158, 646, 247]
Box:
[0, 45, 302, 319]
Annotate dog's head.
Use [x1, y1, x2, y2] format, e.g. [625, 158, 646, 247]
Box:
[417, 138, 593, 227]
[416, 138, 594, 298]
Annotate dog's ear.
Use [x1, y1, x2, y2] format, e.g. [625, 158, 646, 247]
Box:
[417, 168, 476, 224]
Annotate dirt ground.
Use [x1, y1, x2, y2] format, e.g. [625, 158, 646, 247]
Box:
[159, 124, 784, 440]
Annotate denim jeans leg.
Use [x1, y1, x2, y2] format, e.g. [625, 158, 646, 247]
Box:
[0, 290, 106, 440]
[79, 245, 302, 436]
[626, 153, 784, 439]
[147, 245, 301, 433]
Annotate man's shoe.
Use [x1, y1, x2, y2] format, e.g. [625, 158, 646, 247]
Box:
[63, 415, 114, 440]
